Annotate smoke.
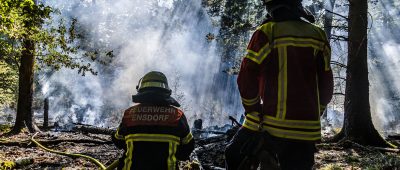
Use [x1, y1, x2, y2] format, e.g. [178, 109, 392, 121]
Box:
[40, 0, 231, 127]
[369, 41, 400, 134]
[368, 0, 400, 135]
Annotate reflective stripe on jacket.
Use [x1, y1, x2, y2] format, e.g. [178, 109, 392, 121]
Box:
[238, 20, 333, 141]
[112, 104, 194, 170]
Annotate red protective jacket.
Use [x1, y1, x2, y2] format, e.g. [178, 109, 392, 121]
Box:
[238, 20, 333, 141]
[112, 103, 194, 170]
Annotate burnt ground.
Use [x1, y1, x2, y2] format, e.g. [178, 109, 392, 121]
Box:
[1, 127, 400, 170]
[0, 130, 121, 169]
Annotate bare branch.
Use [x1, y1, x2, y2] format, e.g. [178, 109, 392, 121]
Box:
[334, 76, 347, 81]
[324, 9, 348, 20]
[333, 92, 345, 96]
[331, 61, 347, 68]
[330, 35, 349, 41]
[325, 25, 348, 30]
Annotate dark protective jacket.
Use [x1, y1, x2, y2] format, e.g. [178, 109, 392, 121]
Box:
[112, 103, 194, 170]
[238, 20, 333, 141]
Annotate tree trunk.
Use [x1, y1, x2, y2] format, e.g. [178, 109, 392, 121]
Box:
[323, 0, 335, 41]
[8, 1, 40, 135]
[321, 0, 335, 121]
[43, 98, 49, 128]
[335, 0, 390, 147]
[10, 39, 38, 134]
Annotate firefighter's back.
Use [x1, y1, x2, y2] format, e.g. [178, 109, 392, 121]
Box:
[254, 20, 330, 141]
[115, 104, 190, 170]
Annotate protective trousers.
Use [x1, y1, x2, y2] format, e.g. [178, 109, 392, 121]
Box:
[225, 127, 316, 170]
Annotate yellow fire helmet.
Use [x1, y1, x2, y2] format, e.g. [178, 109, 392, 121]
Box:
[133, 71, 180, 107]
[136, 71, 171, 94]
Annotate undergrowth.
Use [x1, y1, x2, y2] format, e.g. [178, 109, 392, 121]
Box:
[0, 124, 11, 134]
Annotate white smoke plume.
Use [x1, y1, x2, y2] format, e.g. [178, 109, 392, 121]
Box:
[40, 0, 232, 128]
[368, 0, 400, 135]
[369, 41, 400, 134]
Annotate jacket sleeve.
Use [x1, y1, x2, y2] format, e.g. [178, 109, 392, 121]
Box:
[237, 29, 270, 114]
[112, 110, 129, 150]
[112, 125, 126, 150]
[317, 31, 334, 114]
[175, 113, 194, 160]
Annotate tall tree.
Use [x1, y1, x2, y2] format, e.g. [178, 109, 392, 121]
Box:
[1, 0, 45, 133]
[323, 0, 336, 40]
[14, 37, 37, 132]
[334, 0, 391, 147]
[0, 0, 106, 134]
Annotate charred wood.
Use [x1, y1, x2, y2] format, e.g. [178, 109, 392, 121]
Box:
[43, 98, 49, 128]
[196, 135, 228, 146]
[71, 124, 115, 135]
[192, 129, 227, 135]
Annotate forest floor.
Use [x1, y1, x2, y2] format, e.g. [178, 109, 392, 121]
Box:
[0, 125, 399, 170]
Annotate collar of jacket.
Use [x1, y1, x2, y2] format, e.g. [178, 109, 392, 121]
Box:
[132, 91, 181, 107]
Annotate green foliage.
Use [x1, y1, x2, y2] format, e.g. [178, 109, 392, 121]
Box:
[0, 0, 118, 125]
[0, 61, 17, 106]
[0, 124, 11, 133]
[0, 0, 113, 76]
[218, 0, 265, 60]
[202, 0, 266, 73]
[0, 0, 52, 66]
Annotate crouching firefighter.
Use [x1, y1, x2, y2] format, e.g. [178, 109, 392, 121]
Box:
[225, 0, 333, 169]
[112, 71, 195, 170]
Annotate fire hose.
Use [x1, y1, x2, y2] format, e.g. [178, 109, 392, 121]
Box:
[30, 132, 119, 170]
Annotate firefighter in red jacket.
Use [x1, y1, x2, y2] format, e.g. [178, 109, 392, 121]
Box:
[112, 71, 194, 170]
[225, 0, 333, 169]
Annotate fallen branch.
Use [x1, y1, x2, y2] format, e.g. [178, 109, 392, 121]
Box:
[196, 135, 227, 146]
[192, 129, 226, 135]
[0, 140, 31, 146]
[38, 139, 113, 145]
[0, 139, 112, 146]
[72, 125, 115, 135]
[371, 147, 400, 153]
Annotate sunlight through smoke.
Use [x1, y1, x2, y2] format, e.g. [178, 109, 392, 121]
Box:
[41, 0, 228, 127]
